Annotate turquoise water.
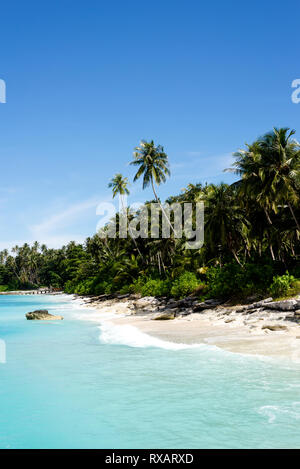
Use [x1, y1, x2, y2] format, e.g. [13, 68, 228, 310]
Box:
[0, 294, 300, 449]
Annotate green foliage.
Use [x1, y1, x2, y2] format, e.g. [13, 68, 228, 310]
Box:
[141, 278, 171, 297]
[119, 284, 132, 295]
[206, 263, 274, 299]
[0, 285, 9, 292]
[131, 276, 147, 294]
[270, 273, 296, 298]
[170, 272, 200, 299]
[132, 274, 201, 299]
[0, 129, 298, 298]
[131, 276, 170, 297]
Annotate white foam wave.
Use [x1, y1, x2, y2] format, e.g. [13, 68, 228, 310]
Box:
[67, 296, 217, 352]
[258, 403, 300, 423]
[98, 321, 203, 351]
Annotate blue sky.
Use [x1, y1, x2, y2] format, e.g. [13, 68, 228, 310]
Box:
[0, 0, 299, 249]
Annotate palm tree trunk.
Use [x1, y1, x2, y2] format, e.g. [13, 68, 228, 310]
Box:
[264, 207, 272, 225]
[157, 253, 161, 275]
[264, 208, 276, 260]
[269, 244, 275, 261]
[231, 249, 243, 267]
[151, 178, 175, 234]
[159, 250, 167, 276]
[288, 202, 300, 231]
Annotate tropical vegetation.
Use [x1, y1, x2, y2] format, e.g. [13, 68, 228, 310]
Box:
[0, 128, 299, 301]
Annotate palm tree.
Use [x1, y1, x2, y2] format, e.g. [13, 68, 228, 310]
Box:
[108, 173, 130, 199]
[130, 140, 174, 233]
[108, 173, 145, 262]
[259, 128, 300, 231]
[229, 128, 300, 230]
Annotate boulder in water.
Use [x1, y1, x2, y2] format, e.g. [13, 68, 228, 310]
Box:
[26, 310, 63, 321]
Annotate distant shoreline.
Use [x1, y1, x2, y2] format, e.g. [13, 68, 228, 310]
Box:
[0, 290, 64, 296]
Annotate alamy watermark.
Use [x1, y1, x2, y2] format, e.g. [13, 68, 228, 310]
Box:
[291, 79, 300, 104]
[0, 79, 6, 103]
[0, 339, 6, 364]
[96, 197, 204, 249]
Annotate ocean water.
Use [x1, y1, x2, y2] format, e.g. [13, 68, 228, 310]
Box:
[0, 294, 300, 449]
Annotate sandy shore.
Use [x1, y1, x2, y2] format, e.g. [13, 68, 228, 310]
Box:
[82, 296, 300, 361]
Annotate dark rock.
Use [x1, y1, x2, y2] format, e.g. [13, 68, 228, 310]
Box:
[204, 298, 223, 306]
[192, 302, 209, 312]
[152, 310, 175, 320]
[263, 300, 297, 311]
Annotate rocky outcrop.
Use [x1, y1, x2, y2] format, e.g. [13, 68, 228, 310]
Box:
[26, 310, 64, 321]
[192, 299, 223, 312]
[263, 300, 298, 311]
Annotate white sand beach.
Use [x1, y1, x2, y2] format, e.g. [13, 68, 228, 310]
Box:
[83, 296, 300, 361]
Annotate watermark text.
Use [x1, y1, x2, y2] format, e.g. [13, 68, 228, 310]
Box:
[0, 79, 6, 103]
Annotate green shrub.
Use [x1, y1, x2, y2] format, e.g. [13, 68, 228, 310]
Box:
[270, 273, 295, 298]
[131, 276, 147, 294]
[170, 272, 199, 299]
[206, 263, 274, 299]
[140, 278, 171, 297]
[119, 284, 131, 294]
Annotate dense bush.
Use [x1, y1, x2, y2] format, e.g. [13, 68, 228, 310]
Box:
[131, 276, 171, 297]
[170, 272, 200, 299]
[132, 274, 200, 299]
[141, 278, 171, 297]
[206, 263, 274, 299]
[270, 273, 295, 298]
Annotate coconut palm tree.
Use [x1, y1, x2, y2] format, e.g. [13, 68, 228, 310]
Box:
[108, 173, 145, 262]
[229, 128, 300, 230]
[259, 127, 300, 231]
[130, 140, 174, 233]
[108, 173, 130, 199]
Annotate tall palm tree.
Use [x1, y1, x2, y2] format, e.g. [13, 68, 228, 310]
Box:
[108, 173, 145, 262]
[229, 128, 300, 230]
[130, 140, 174, 233]
[259, 128, 300, 230]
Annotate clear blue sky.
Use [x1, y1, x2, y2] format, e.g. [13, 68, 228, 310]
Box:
[0, 0, 299, 248]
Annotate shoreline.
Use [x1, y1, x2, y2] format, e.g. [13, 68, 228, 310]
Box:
[78, 294, 300, 360]
[2, 291, 300, 360]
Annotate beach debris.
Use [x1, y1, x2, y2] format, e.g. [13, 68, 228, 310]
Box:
[26, 310, 64, 321]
